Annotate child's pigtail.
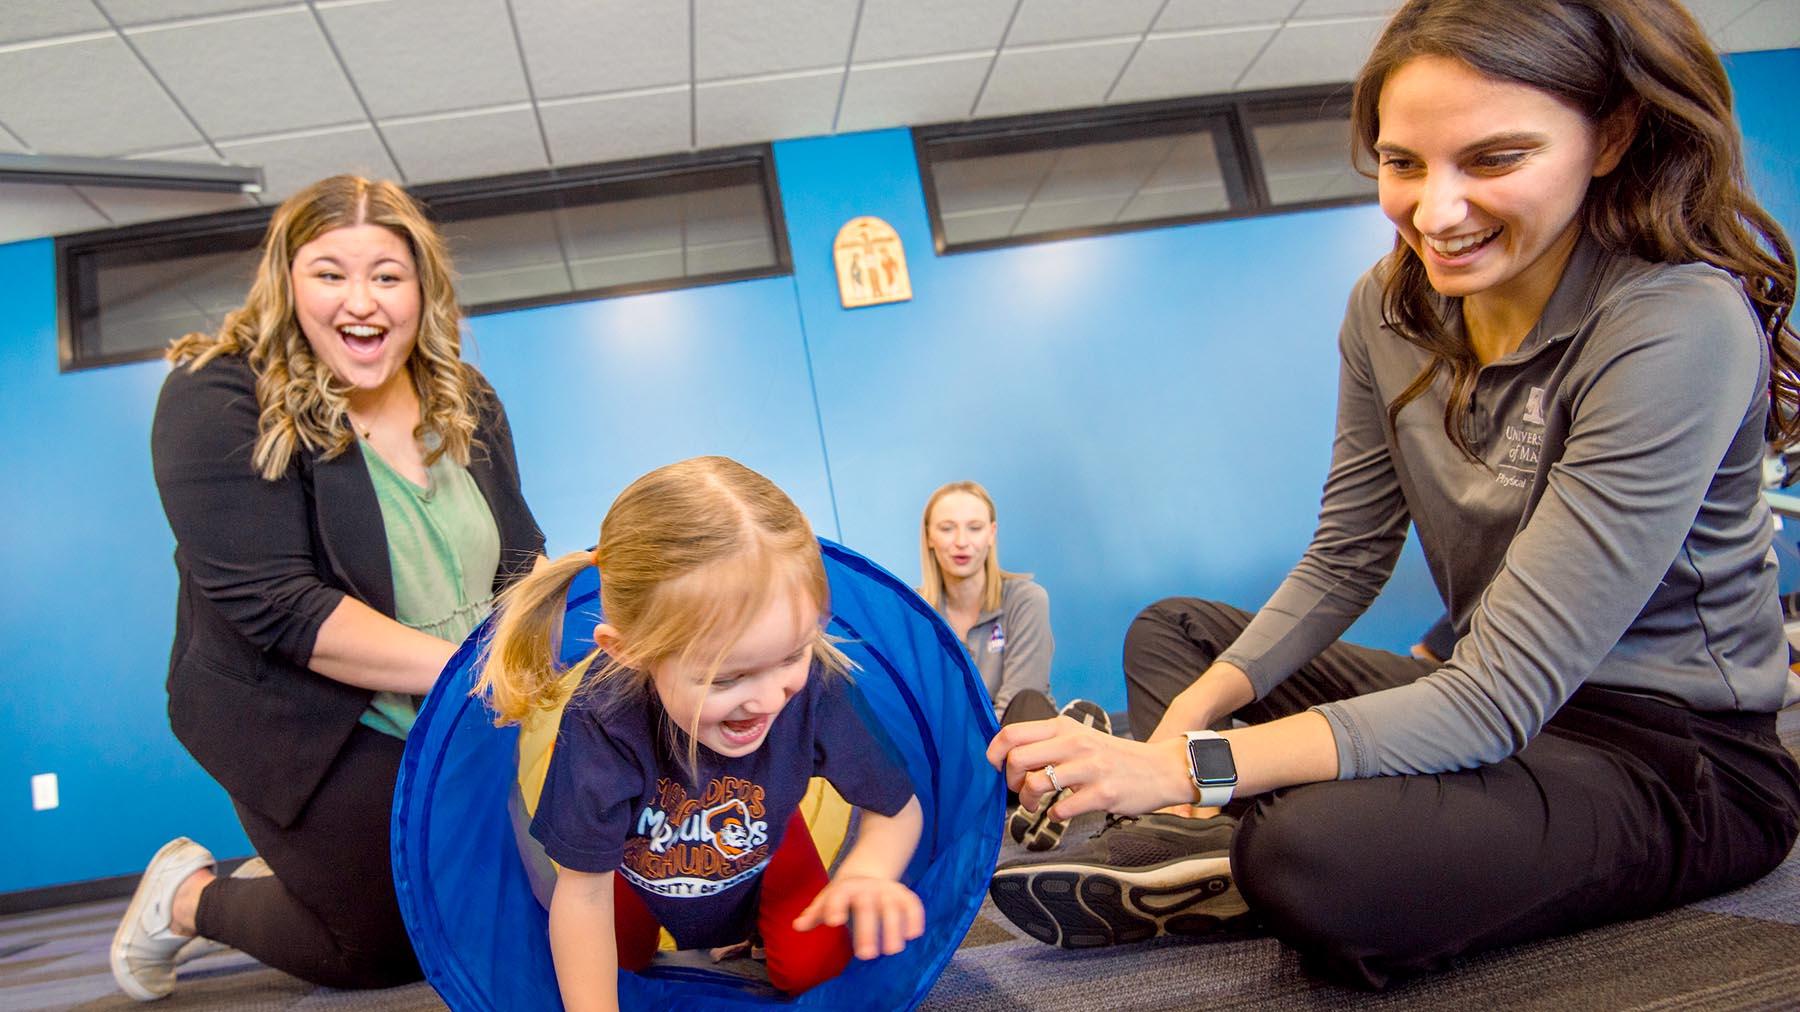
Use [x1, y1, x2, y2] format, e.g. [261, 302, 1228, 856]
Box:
[476, 550, 603, 725]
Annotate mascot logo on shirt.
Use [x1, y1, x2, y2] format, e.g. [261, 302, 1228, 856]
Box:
[705, 798, 762, 859]
[622, 776, 774, 898]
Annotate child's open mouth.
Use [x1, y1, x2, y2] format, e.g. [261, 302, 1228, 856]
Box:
[719, 714, 771, 747]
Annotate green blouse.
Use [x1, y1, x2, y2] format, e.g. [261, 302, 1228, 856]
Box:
[357, 440, 500, 739]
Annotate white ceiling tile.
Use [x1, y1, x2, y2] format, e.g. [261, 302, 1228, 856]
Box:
[1156, 0, 1297, 32]
[96, 1, 300, 27]
[511, 0, 688, 100]
[128, 9, 364, 139]
[0, 2, 109, 44]
[1110, 26, 1278, 103]
[1289, 0, 1398, 17]
[1715, 0, 1800, 52]
[695, 70, 841, 148]
[317, 0, 528, 118]
[1236, 16, 1387, 90]
[540, 88, 691, 166]
[837, 53, 992, 133]
[1684, 0, 1765, 36]
[696, 0, 858, 80]
[0, 37, 201, 155]
[382, 107, 547, 184]
[216, 125, 400, 200]
[853, 0, 1013, 61]
[1008, 0, 1164, 46]
[976, 39, 1138, 118]
[0, 182, 110, 242]
[74, 182, 259, 227]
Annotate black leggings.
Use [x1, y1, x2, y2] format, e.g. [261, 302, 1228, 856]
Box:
[193, 725, 422, 989]
[1124, 597, 1800, 988]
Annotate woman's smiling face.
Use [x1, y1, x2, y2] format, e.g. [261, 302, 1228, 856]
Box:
[1374, 54, 1629, 316]
[290, 223, 421, 406]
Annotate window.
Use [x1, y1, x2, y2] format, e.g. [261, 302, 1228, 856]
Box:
[916, 86, 1374, 254]
[56, 147, 789, 371]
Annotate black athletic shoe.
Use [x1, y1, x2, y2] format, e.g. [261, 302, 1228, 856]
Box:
[1006, 699, 1113, 852]
[989, 813, 1248, 948]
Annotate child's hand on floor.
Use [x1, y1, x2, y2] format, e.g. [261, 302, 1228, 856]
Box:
[793, 875, 925, 960]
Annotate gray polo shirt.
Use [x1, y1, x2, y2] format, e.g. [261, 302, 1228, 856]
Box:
[1220, 236, 1798, 779]
[964, 577, 1055, 717]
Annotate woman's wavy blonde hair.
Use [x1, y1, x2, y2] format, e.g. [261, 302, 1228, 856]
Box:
[167, 174, 479, 480]
[918, 480, 1026, 614]
[476, 456, 848, 773]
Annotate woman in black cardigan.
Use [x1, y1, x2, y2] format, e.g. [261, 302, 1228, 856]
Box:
[116, 175, 544, 1000]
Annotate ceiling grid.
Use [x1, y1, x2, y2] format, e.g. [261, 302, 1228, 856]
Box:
[302, 0, 406, 184]
[0, 0, 1790, 243]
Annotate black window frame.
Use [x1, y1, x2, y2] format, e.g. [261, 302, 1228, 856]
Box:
[55, 145, 791, 372]
[914, 84, 1370, 256]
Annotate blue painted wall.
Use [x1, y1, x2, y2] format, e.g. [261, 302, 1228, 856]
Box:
[3, 48, 1794, 893]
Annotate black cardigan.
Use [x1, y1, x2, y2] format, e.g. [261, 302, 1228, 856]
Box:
[150, 355, 545, 827]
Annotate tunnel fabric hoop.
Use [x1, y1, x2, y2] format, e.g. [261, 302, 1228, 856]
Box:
[392, 538, 1003, 1010]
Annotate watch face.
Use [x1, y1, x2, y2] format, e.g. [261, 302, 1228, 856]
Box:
[1188, 738, 1236, 784]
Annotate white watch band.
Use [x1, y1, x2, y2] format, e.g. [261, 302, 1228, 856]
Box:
[1183, 730, 1235, 806]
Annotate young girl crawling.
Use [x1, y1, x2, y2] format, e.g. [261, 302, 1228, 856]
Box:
[478, 456, 924, 1010]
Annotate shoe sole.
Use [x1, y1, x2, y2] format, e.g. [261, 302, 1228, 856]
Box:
[1016, 701, 1112, 852]
[111, 839, 198, 1001]
[988, 854, 1245, 948]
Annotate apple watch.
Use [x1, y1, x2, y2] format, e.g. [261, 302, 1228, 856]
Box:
[1182, 730, 1237, 806]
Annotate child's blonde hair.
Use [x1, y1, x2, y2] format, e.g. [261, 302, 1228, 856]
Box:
[477, 456, 847, 764]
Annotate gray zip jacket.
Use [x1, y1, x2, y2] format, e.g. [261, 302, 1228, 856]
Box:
[964, 577, 1055, 717]
[1220, 237, 1798, 779]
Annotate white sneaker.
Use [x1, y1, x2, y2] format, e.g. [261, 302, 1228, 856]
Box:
[172, 856, 273, 965]
[110, 838, 215, 1001]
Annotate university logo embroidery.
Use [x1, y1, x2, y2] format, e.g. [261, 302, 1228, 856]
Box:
[988, 623, 1006, 653]
[622, 776, 772, 898]
[1522, 386, 1547, 426]
[1496, 386, 1548, 490]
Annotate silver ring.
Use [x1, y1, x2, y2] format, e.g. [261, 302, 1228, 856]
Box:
[1041, 763, 1063, 792]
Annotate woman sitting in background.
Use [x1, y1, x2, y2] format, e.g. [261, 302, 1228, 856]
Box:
[919, 480, 1107, 851]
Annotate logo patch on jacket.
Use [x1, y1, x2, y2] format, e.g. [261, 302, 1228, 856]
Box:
[988, 623, 1006, 653]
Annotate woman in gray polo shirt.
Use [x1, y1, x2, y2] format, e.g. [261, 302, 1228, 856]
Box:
[984, 0, 1800, 987]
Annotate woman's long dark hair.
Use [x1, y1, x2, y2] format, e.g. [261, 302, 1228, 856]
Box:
[1350, 0, 1800, 456]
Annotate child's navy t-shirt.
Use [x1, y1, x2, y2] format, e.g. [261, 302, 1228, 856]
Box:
[529, 664, 915, 949]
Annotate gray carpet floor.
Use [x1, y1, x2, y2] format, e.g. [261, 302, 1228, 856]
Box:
[6, 708, 1797, 1011]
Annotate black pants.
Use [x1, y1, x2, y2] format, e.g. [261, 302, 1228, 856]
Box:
[1124, 597, 1800, 988]
[193, 724, 422, 989]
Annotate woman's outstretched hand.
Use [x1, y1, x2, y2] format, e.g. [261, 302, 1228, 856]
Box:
[987, 714, 1191, 819]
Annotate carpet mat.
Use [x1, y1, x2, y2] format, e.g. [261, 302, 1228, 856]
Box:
[6, 707, 1795, 1011]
